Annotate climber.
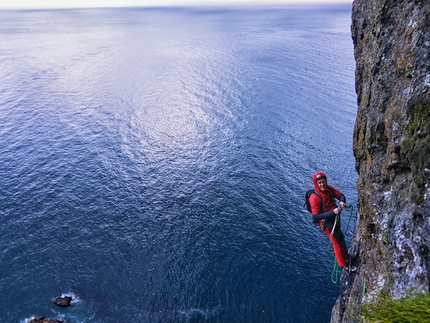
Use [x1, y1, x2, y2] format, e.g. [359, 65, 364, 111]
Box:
[309, 171, 356, 273]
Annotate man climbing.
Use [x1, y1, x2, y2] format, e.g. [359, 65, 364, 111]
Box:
[309, 171, 356, 273]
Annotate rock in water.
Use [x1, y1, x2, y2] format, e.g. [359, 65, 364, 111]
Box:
[28, 317, 63, 323]
[53, 296, 72, 307]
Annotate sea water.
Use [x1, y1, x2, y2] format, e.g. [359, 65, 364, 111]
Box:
[0, 4, 357, 322]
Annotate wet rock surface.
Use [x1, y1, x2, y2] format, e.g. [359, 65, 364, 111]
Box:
[28, 317, 63, 323]
[53, 296, 72, 308]
[27, 295, 73, 323]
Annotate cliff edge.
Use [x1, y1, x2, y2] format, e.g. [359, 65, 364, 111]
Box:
[332, 1, 430, 322]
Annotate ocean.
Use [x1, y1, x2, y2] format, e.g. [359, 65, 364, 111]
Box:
[0, 4, 357, 322]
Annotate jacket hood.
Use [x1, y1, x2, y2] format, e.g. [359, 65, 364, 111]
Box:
[313, 171, 327, 191]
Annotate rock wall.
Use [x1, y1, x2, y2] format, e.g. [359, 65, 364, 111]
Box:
[332, 1, 430, 322]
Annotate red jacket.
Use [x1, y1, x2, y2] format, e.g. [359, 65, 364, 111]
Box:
[309, 172, 345, 224]
[309, 185, 343, 215]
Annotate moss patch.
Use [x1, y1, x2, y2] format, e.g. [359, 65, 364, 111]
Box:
[361, 293, 430, 323]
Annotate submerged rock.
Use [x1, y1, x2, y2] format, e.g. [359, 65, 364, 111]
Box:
[28, 317, 63, 323]
[53, 296, 72, 308]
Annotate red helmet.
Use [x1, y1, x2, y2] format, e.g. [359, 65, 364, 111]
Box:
[313, 172, 327, 184]
[313, 171, 327, 191]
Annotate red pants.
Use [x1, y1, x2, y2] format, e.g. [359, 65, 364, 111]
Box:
[320, 218, 349, 267]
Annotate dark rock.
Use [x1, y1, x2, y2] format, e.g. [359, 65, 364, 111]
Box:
[28, 317, 63, 323]
[53, 296, 72, 308]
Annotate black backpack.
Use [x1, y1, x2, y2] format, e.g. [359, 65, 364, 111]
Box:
[304, 189, 323, 213]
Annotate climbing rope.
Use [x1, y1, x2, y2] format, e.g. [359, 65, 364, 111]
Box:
[362, 278, 367, 298]
[331, 256, 342, 284]
[328, 201, 357, 284]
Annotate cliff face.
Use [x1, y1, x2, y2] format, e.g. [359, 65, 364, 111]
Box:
[332, 1, 430, 322]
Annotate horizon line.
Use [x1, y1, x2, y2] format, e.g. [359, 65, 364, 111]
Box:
[0, 0, 352, 11]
